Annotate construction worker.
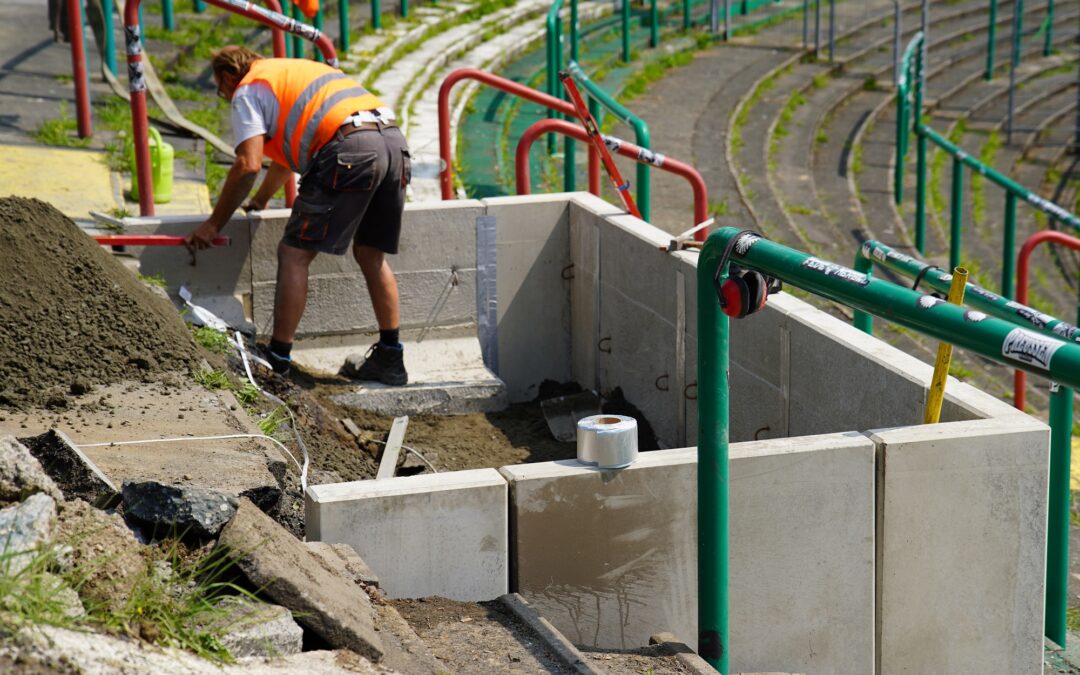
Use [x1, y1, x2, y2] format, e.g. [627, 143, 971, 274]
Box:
[185, 46, 410, 385]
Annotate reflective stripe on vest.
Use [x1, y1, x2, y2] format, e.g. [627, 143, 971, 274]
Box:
[237, 59, 384, 173]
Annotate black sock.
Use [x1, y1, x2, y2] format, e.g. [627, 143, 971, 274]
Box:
[379, 328, 400, 348]
[269, 339, 293, 359]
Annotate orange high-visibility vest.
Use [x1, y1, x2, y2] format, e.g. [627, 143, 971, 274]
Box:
[296, 0, 319, 18]
[238, 58, 384, 173]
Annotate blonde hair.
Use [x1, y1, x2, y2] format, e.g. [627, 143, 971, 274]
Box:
[211, 45, 262, 83]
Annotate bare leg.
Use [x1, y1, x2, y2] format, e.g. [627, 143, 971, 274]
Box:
[273, 242, 319, 343]
[353, 244, 400, 331]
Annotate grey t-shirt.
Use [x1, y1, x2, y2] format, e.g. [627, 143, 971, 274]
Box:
[230, 81, 279, 149]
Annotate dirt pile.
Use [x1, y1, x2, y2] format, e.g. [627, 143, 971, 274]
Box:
[0, 197, 198, 410]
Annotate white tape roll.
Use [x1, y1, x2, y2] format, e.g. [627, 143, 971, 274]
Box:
[576, 414, 638, 469]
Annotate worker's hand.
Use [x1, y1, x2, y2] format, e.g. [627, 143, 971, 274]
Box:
[185, 221, 221, 251]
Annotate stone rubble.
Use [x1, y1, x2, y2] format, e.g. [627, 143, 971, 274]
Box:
[0, 435, 63, 505]
[122, 481, 238, 538]
[20, 429, 119, 508]
[0, 493, 56, 574]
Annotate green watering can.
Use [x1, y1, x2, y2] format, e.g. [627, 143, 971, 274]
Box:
[129, 126, 174, 204]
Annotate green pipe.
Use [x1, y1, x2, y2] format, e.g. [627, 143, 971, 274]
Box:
[372, 0, 382, 31]
[570, 0, 579, 62]
[1003, 192, 1017, 298]
[857, 240, 1080, 347]
[919, 124, 1080, 234]
[162, 0, 175, 30]
[622, 0, 631, 63]
[720, 228, 1080, 388]
[985, 0, 997, 80]
[650, 0, 659, 47]
[1044, 0, 1054, 56]
[950, 157, 964, 271]
[567, 62, 651, 220]
[402, 0, 410, 19]
[292, 4, 304, 55]
[853, 254, 874, 334]
[102, 0, 116, 75]
[314, 10, 325, 62]
[698, 231, 732, 675]
[1046, 376, 1073, 647]
[684, 0, 691, 30]
[194, 0, 206, 12]
[339, 0, 349, 52]
[546, 2, 559, 153]
[916, 132, 928, 253]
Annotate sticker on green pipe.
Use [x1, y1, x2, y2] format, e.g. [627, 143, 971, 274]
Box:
[802, 257, 870, 285]
[1003, 328, 1065, 369]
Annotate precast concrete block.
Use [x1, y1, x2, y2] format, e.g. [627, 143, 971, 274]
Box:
[306, 469, 508, 601]
[252, 268, 476, 337]
[569, 200, 601, 391]
[600, 214, 678, 319]
[728, 360, 787, 443]
[503, 434, 876, 674]
[122, 213, 254, 328]
[482, 196, 572, 402]
[872, 417, 1049, 675]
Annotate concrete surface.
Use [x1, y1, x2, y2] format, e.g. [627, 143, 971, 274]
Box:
[217, 499, 384, 662]
[306, 468, 508, 601]
[501, 433, 876, 674]
[872, 416, 1050, 674]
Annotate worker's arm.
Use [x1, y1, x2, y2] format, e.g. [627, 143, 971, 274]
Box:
[185, 135, 264, 250]
[245, 161, 294, 211]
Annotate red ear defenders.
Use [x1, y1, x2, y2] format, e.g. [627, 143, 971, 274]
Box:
[712, 230, 781, 319]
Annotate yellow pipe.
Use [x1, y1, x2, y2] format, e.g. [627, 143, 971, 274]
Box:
[925, 267, 969, 423]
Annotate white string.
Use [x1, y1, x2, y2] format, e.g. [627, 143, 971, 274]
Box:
[366, 438, 438, 474]
[232, 331, 310, 494]
[78, 433, 303, 476]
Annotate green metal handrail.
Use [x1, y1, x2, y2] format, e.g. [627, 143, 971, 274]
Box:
[568, 61, 652, 221]
[895, 31, 1080, 297]
[700, 226, 1080, 672]
[852, 237, 1078, 648]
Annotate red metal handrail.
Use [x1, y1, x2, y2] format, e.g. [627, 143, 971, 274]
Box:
[438, 68, 597, 201]
[67, 0, 92, 138]
[1014, 230, 1080, 410]
[124, 0, 335, 215]
[516, 119, 709, 237]
[93, 234, 230, 246]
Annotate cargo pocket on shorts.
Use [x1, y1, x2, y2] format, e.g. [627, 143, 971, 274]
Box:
[332, 151, 378, 192]
[290, 197, 334, 242]
[400, 148, 412, 187]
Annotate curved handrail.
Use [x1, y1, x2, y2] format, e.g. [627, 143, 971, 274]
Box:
[567, 61, 651, 221]
[515, 118, 708, 236]
[437, 68, 595, 201]
[1014, 230, 1080, 410]
[124, 0, 336, 215]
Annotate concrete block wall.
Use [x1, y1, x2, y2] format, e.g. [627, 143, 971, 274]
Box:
[306, 469, 509, 601]
[872, 415, 1049, 674]
[501, 433, 877, 673]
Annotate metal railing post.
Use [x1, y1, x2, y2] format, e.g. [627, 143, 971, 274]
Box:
[893, 0, 901, 86]
[710, 0, 719, 34]
[1046, 376, 1073, 647]
[828, 0, 835, 62]
[372, 0, 382, 31]
[724, 0, 730, 39]
[1007, 0, 1023, 144]
[624, 0, 632, 61]
[914, 39, 927, 253]
[546, 3, 560, 153]
[853, 254, 874, 333]
[402, 0, 410, 18]
[1044, 0, 1054, 56]
[194, 0, 206, 11]
[814, 0, 820, 57]
[1002, 192, 1017, 298]
[291, 3, 304, 55]
[314, 9, 325, 62]
[651, 0, 659, 46]
[802, 0, 808, 48]
[985, 0, 997, 80]
[950, 157, 964, 270]
[684, 0, 691, 31]
[67, 0, 92, 139]
[339, 0, 349, 52]
[698, 232, 732, 675]
[163, 0, 175, 30]
[102, 0, 117, 75]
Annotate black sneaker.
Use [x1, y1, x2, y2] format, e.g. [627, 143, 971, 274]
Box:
[257, 343, 292, 376]
[343, 343, 408, 386]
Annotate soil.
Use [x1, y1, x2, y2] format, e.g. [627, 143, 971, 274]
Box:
[391, 597, 574, 674]
[0, 197, 199, 410]
[579, 645, 692, 674]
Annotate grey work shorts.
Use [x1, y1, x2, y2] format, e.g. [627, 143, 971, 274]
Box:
[283, 124, 411, 255]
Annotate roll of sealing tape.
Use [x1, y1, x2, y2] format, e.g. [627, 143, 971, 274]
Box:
[576, 414, 638, 469]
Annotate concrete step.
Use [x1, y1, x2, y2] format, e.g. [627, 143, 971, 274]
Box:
[292, 333, 508, 416]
